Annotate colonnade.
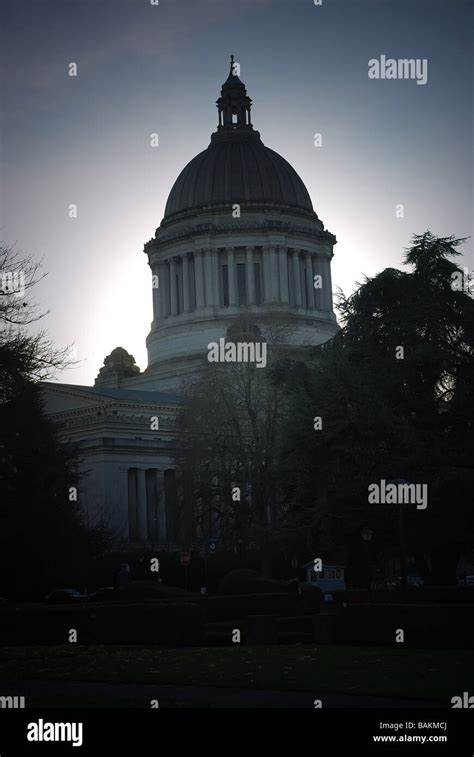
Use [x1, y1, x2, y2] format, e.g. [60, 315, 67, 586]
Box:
[153, 246, 333, 319]
[127, 467, 168, 543]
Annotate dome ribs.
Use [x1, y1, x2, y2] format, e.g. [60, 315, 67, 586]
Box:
[237, 140, 250, 203]
[163, 136, 313, 219]
[246, 138, 267, 205]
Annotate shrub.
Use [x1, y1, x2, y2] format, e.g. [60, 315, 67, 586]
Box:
[334, 605, 473, 648]
[200, 592, 320, 622]
[116, 580, 189, 601]
[0, 604, 89, 645]
[300, 583, 322, 613]
[86, 602, 203, 645]
[219, 569, 287, 595]
[219, 569, 260, 594]
[0, 600, 204, 646]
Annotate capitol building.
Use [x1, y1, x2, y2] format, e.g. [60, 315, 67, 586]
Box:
[42, 59, 338, 549]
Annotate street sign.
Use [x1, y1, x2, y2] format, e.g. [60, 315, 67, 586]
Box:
[180, 551, 191, 567]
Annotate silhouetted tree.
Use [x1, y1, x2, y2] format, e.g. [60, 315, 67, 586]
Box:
[281, 232, 474, 583]
[174, 318, 298, 577]
[0, 244, 110, 599]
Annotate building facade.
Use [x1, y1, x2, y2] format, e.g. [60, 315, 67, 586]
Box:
[41, 59, 339, 548]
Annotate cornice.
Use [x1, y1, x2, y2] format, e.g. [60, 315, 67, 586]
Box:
[40, 382, 109, 405]
[145, 217, 336, 251]
[49, 403, 178, 426]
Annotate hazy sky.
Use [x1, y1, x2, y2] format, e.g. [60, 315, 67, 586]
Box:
[1, 0, 472, 386]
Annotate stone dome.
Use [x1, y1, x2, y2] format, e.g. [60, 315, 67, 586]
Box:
[95, 347, 140, 387]
[137, 58, 339, 394]
[164, 130, 314, 219]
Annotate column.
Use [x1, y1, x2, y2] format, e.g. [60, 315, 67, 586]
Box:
[312, 255, 323, 310]
[161, 261, 170, 316]
[269, 246, 279, 301]
[292, 250, 302, 307]
[146, 469, 157, 543]
[156, 263, 162, 318]
[212, 249, 220, 307]
[152, 267, 159, 322]
[157, 262, 165, 317]
[156, 470, 167, 541]
[317, 256, 324, 311]
[195, 251, 205, 307]
[262, 246, 271, 302]
[322, 256, 333, 311]
[304, 251, 314, 309]
[278, 246, 289, 303]
[182, 254, 190, 312]
[127, 468, 137, 540]
[246, 246, 255, 304]
[136, 468, 147, 542]
[169, 256, 178, 315]
[227, 247, 237, 306]
[203, 248, 213, 306]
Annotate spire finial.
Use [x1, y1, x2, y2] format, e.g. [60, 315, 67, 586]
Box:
[215, 56, 253, 134]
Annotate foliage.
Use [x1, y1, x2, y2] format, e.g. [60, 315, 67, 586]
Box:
[218, 568, 287, 595]
[174, 318, 297, 574]
[280, 232, 474, 581]
[0, 243, 110, 599]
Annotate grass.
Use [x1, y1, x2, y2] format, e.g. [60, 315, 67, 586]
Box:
[0, 644, 470, 701]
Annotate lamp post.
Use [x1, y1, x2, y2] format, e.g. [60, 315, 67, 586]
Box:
[361, 527, 375, 601]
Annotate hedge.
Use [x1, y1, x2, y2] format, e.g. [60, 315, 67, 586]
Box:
[219, 569, 287, 595]
[116, 580, 188, 601]
[199, 591, 320, 621]
[0, 601, 204, 647]
[334, 604, 473, 648]
[344, 587, 474, 606]
[0, 592, 320, 646]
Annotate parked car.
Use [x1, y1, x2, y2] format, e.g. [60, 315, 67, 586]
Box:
[88, 587, 116, 602]
[372, 576, 424, 590]
[45, 589, 89, 604]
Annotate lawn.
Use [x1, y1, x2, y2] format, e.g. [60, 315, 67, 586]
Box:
[0, 644, 470, 701]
